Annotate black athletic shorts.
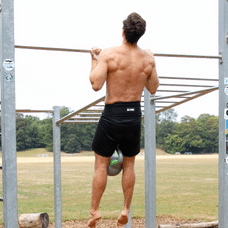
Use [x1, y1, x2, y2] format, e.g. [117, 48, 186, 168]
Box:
[92, 101, 142, 157]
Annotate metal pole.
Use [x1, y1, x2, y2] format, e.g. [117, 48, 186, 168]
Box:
[144, 88, 156, 228]
[0, 0, 18, 227]
[218, 0, 228, 227]
[124, 206, 131, 228]
[53, 106, 62, 228]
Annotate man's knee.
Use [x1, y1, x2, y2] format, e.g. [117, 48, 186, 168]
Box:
[94, 153, 111, 170]
[122, 156, 136, 170]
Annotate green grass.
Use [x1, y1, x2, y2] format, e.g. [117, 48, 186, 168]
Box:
[16, 148, 54, 157]
[156, 157, 218, 221]
[13, 147, 167, 157]
[0, 151, 218, 223]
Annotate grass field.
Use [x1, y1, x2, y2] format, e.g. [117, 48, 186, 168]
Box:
[0, 149, 218, 224]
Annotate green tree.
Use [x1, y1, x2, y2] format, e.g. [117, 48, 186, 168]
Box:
[156, 109, 178, 149]
[164, 114, 219, 154]
[164, 134, 185, 154]
[16, 113, 31, 151]
[158, 108, 178, 122]
[38, 118, 53, 151]
[64, 134, 81, 153]
[60, 106, 70, 118]
[59, 107, 98, 153]
[25, 116, 40, 148]
[197, 114, 218, 153]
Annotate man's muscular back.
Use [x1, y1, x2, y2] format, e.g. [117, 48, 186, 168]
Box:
[90, 44, 159, 104]
[105, 45, 157, 104]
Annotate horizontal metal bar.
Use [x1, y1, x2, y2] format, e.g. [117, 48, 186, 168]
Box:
[15, 45, 222, 60]
[0, 109, 54, 113]
[15, 109, 54, 113]
[80, 113, 102, 115]
[15, 45, 91, 53]
[155, 101, 175, 103]
[157, 89, 189, 93]
[160, 83, 214, 88]
[154, 53, 222, 60]
[79, 112, 102, 116]
[71, 116, 100, 120]
[159, 76, 218, 81]
[177, 96, 195, 99]
[155, 106, 167, 108]
[153, 95, 187, 100]
[88, 107, 104, 110]
[64, 120, 99, 123]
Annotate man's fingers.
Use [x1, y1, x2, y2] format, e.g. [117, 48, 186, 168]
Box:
[92, 47, 102, 55]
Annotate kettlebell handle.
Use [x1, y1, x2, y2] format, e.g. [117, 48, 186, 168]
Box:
[115, 146, 123, 168]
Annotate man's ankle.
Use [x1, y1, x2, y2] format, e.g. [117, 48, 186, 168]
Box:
[90, 209, 100, 215]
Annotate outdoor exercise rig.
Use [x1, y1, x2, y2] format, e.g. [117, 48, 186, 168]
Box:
[1, 0, 228, 228]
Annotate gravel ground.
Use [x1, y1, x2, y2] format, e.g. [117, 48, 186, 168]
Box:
[47, 216, 195, 228]
[0, 216, 217, 227]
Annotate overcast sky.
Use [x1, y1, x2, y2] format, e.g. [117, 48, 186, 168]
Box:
[13, 0, 219, 121]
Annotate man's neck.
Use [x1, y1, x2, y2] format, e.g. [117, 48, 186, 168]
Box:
[122, 39, 138, 48]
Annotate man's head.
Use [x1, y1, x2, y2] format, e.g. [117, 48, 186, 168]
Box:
[123, 12, 146, 45]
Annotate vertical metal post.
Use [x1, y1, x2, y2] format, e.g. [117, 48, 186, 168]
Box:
[144, 88, 156, 228]
[0, 0, 18, 227]
[53, 106, 62, 228]
[219, 1, 228, 227]
[124, 206, 131, 228]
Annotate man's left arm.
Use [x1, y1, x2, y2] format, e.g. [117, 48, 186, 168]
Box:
[89, 47, 108, 91]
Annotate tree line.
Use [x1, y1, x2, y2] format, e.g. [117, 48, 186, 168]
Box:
[0, 107, 219, 154]
[156, 109, 218, 154]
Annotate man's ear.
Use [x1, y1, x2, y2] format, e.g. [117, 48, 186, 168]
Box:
[122, 29, 125, 38]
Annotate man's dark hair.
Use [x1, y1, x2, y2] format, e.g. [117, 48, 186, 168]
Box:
[123, 12, 146, 45]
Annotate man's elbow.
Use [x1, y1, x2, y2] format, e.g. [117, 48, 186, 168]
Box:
[150, 81, 159, 95]
[90, 78, 102, 91]
[92, 84, 102, 92]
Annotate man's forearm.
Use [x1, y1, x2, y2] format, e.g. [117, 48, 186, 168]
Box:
[91, 58, 98, 72]
[90, 47, 101, 72]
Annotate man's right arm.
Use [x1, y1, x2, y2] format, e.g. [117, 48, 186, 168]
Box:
[89, 48, 108, 92]
[145, 56, 159, 95]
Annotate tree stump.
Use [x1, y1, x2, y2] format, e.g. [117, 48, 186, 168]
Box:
[18, 213, 49, 228]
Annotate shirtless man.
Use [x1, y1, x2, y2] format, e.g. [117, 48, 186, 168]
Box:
[88, 12, 159, 227]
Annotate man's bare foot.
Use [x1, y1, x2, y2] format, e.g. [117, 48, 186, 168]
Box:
[117, 210, 129, 226]
[88, 211, 101, 227]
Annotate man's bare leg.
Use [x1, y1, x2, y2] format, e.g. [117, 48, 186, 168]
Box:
[88, 153, 110, 227]
[117, 156, 136, 226]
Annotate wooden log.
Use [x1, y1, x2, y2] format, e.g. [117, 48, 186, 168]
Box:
[158, 221, 218, 228]
[18, 213, 49, 228]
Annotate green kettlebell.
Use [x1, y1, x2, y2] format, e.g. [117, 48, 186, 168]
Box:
[107, 146, 123, 176]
